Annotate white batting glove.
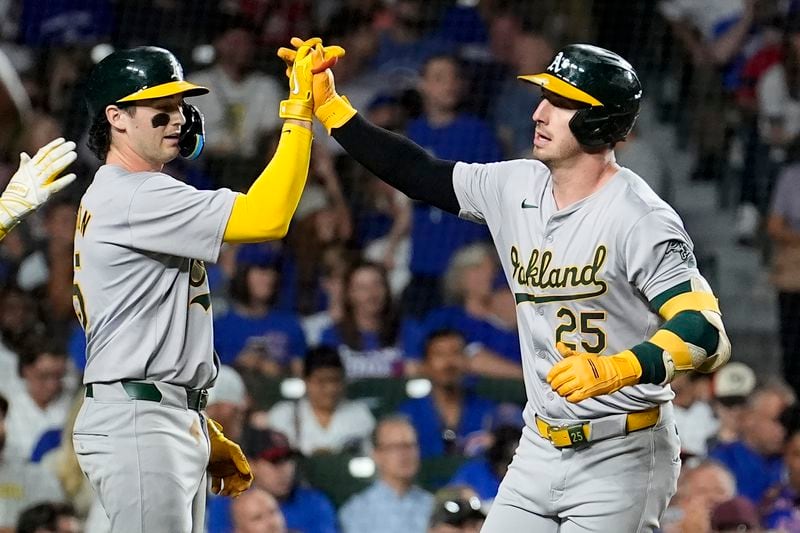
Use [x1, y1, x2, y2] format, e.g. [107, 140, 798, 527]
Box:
[0, 137, 77, 235]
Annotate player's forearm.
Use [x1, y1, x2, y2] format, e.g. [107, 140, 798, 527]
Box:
[223, 122, 312, 243]
[332, 114, 460, 214]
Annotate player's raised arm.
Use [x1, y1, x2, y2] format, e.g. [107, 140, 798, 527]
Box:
[0, 137, 77, 240]
[277, 37, 460, 215]
[221, 40, 342, 243]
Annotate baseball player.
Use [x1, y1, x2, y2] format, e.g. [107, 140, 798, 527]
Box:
[282, 40, 731, 532]
[71, 43, 340, 533]
[0, 137, 76, 240]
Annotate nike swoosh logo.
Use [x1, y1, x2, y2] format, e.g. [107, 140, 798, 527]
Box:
[521, 199, 538, 209]
[291, 72, 300, 95]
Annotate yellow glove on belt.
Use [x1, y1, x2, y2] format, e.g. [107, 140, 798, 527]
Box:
[0, 138, 77, 238]
[547, 342, 643, 403]
[277, 36, 355, 132]
[207, 418, 253, 497]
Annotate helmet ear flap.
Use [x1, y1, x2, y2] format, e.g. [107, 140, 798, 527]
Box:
[179, 102, 205, 160]
[569, 107, 610, 147]
[569, 107, 638, 147]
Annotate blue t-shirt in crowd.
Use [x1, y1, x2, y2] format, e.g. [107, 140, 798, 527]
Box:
[405, 306, 521, 364]
[709, 441, 784, 504]
[405, 114, 501, 276]
[397, 391, 496, 458]
[213, 309, 306, 366]
[319, 325, 404, 379]
[449, 457, 501, 501]
[207, 485, 338, 533]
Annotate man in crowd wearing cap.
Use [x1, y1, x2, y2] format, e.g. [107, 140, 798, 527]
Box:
[710, 381, 796, 504]
[340, 416, 434, 533]
[206, 365, 248, 442]
[208, 428, 337, 533]
[710, 362, 758, 447]
[660, 459, 737, 533]
[230, 487, 288, 533]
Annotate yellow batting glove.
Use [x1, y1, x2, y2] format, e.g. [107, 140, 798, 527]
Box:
[277, 37, 344, 122]
[547, 342, 643, 403]
[277, 37, 356, 133]
[206, 418, 253, 498]
[0, 137, 77, 239]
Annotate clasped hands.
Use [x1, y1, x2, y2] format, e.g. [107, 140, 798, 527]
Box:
[546, 342, 643, 403]
[277, 37, 356, 131]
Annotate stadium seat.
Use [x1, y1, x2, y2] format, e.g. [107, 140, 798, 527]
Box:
[474, 377, 526, 406]
[299, 453, 374, 508]
[417, 455, 468, 492]
[346, 377, 411, 417]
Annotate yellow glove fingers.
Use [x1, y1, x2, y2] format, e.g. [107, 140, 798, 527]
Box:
[291, 36, 321, 48]
[33, 140, 77, 178]
[555, 342, 574, 358]
[228, 445, 252, 476]
[31, 137, 69, 166]
[44, 173, 76, 195]
[548, 366, 581, 396]
[41, 149, 78, 184]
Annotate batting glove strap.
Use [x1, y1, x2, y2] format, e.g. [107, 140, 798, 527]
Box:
[279, 98, 313, 121]
[315, 94, 357, 134]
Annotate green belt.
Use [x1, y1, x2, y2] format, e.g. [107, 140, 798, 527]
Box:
[85, 382, 208, 411]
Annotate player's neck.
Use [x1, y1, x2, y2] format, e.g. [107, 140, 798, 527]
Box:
[106, 144, 164, 173]
[550, 151, 618, 210]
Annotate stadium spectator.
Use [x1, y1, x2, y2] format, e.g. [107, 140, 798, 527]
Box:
[15, 501, 80, 533]
[0, 393, 64, 532]
[489, 30, 551, 158]
[710, 362, 758, 447]
[672, 372, 719, 458]
[767, 155, 800, 398]
[267, 346, 375, 456]
[206, 365, 248, 442]
[339, 416, 434, 533]
[408, 243, 521, 378]
[448, 424, 521, 503]
[761, 405, 800, 529]
[399, 54, 501, 318]
[709, 381, 795, 504]
[398, 329, 496, 458]
[320, 261, 404, 378]
[189, 22, 282, 161]
[214, 243, 306, 376]
[15, 197, 77, 344]
[207, 428, 338, 533]
[301, 243, 355, 347]
[661, 460, 737, 533]
[3, 340, 72, 461]
[231, 487, 288, 533]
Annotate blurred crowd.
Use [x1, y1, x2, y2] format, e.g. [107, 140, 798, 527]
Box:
[0, 0, 797, 532]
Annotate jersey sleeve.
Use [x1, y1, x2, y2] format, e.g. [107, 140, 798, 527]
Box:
[623, 208, 702, 301]
[452, 160, 511, 224]
[128, 174, 237, 262]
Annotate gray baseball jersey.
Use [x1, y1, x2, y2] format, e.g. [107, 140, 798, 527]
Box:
[73, 164, 237, 389]
[453, 159, 700, 422]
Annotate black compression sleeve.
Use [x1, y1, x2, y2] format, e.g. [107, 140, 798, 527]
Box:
[332, 114, 460, 214]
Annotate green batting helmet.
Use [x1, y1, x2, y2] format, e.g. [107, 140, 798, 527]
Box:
[519, 44, 642, 147]
[85, 46, 208, 118]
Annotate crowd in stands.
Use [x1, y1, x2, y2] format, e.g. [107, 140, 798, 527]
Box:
[0, 0, 798, 531]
